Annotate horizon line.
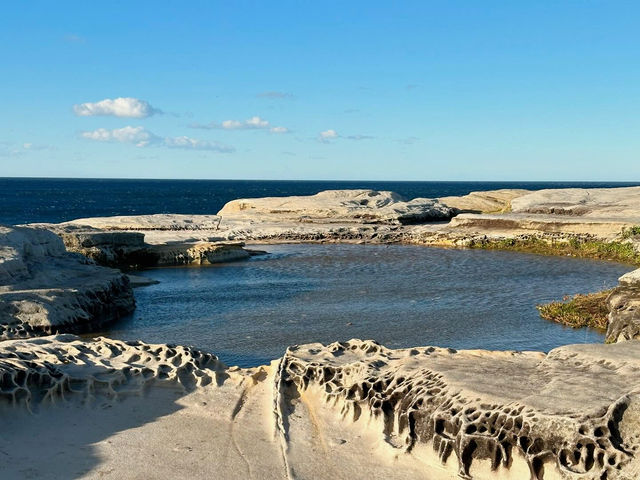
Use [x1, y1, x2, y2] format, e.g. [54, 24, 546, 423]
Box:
[1, 176, 640, 183]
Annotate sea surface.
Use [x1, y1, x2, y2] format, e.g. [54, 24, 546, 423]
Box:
[2, 177, 640, 225]
[99, 244, 633, 368]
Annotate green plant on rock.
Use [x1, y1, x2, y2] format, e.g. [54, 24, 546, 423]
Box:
[621, 225, 640, 239]
[536, 290, 613, 330]
[470, 236, 640, 265]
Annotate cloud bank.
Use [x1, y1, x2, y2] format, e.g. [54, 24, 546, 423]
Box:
[191, 116, 288, 134]
[74, 97, 160, 118]
[81, 126, 233, 152]
[318, 129, 374, 143]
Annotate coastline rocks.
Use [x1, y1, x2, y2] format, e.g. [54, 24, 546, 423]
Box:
[34, 222, 251, 269]
[0, 225, 135, 340]
[606, 268, 640, 344]
[444, 213, 637, 240]
[3, 336, 640, 479]
[41, 187, 640, 252]
[439, 189, 529, 214]
[153, 241, 250, 266]
[64, 213, 223, 231]
[218, 189, 455, 225]
[0, 335, 227, 408]
[59, 229, 155, 268]
[281, 339, 640, 479]
[510, 187, 640, 219]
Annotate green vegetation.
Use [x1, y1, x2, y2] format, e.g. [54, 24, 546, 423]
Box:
[468, 236, 640, 265]
[537, 290, 613, 330]
[621, 225, 640, 239]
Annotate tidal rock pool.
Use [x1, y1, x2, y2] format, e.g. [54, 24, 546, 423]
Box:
[100, 244, 633, 367]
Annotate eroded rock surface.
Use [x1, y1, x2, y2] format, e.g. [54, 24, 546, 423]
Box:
[607, 268, 640, 344]
[218, 189, 454, 225]
[439, 189, 529, 214]
[511, 187, 640, 219]
[280, 339, 640, 479]
[2, 336, 640, 479]
[0, 225, 135, 340]
[35, 221, 250, 268]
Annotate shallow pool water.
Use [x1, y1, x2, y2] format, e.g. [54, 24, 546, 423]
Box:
[99, 244, 633, 367]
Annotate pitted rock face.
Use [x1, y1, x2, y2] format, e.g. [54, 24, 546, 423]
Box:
[606, 285, 640, 343]
[279, 339, 640, 480]
[0, 335, 226, 410]
[3, 336, 640, 479]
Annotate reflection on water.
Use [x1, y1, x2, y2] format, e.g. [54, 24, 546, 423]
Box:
[101, 244, 632, 367]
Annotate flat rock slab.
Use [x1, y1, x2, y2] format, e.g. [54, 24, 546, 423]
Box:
[511, 187, 640, 220]
[64, 213, 223, 231]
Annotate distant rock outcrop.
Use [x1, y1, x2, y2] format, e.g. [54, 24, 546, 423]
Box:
[36, 220, 249, 269]
[439, 189, 529, 213]
[510, 186, 640, 219]
[218, 189, 455, 225]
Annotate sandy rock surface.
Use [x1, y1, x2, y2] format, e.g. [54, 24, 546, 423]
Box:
[2, 335, 640, 479]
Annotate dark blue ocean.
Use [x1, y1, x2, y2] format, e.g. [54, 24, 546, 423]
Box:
[2, 177, 640, 225]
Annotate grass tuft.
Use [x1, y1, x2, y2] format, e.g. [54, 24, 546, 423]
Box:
[536, 290, 613, 330]
[621, 225, 640, 239]
[468, 236, 640, 265]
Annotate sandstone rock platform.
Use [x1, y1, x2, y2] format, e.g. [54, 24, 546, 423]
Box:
[0, 226, 135, 340]
[1, 335, 640, 479]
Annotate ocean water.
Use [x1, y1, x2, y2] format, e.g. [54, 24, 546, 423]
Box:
[99, 244, 633, 368]
[2, 177, 640, 225]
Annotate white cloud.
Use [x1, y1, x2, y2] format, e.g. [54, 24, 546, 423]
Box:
[319, 129, 339, 142]
[1, 141, 54, 156]
[345, 134, 374, 140]
[192, 116, 288, 133]
[320, 129, 338, 139]
[318, 130, 374, 142]
[220, 120, 242, 129]
[22, 142, 54, 151]
[164, 136, 234, 152]
[73, 97, 160, 118]
[220, 116, 269, 130]
[81, 126, 233, 152]
[245, 116, 270, 128]
[81, 126, 157, 147]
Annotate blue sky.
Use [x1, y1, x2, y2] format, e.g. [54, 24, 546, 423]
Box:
[1, 1, 639, 180]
